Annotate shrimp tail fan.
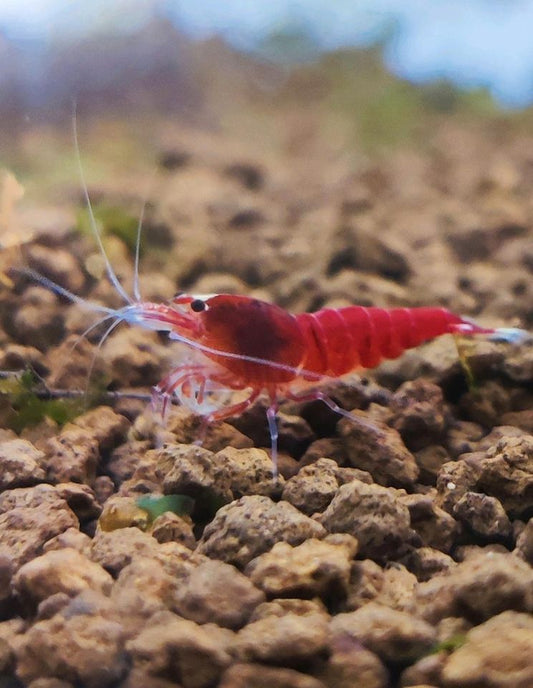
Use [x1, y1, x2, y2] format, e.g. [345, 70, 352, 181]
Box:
[488, 327, 530, 344]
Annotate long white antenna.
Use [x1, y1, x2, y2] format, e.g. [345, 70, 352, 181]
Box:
[17, 267, 115, 315]
[132, 202, 144, 302]
[133, 170, 157, 303]
[72, 103, 133, 305]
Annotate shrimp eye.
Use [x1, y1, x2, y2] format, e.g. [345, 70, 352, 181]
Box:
[190, 299, 206, 313]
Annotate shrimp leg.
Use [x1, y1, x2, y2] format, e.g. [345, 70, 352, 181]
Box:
[285, 388, 378, 433]
[285, 389, 357, 420]
[152, 364, 208, 417]
[203, 388, 262, 424]
[266, 400, 279, 479]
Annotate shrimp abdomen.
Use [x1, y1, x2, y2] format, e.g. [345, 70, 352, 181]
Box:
[296, 306, 491, 376]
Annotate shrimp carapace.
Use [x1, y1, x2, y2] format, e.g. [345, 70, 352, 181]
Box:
[190, 295, 306, 385]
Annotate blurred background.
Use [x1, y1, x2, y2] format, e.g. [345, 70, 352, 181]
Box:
[1, 0, 532, 332]
[3, 1, 533, 182]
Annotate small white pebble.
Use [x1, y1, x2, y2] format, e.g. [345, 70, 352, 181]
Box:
[447, 481, 456, 490]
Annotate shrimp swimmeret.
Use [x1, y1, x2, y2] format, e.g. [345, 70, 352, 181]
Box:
[22, 122, 529, 477]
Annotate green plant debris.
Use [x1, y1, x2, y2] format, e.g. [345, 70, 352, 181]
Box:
[136, 494, 195, 522]
[76, 204, 141, 255]
[431, 634, 467, 654]
[0, 369, 86, 433]
[453, 335, 477, 390]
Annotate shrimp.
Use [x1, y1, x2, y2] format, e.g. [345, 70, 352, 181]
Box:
[20, 115, 528, 478]
[150, 294, 528, 475]
[25, 258, 527, 479]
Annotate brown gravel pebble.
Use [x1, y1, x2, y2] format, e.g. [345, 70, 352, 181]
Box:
[170, 558, 265, 629]
[414, 445, 452, 484]
[413, 550, 533, 623]
[234, 609, 329, 664]
[337, 413, 420, 486]
[319, 636, 389, 688]
[90, 527, 179, 576]
[399, 546, 455, 582]
[111, 557, 186, 621]
[399, 492, 459, 553]
[13, 547, 113, 605]
[150, 511, 196, 548]
[400, 652, 447, 687]
[515, 517, 533, 564]
[15, 613, 127, 688]
[453, 490, 513, 541]
[44, 335, 109, 392]
[70, 406, 130, 452]
[219, 663, 327, 688]
[9, 286, 65, 349]
[389, 380, 448, 451]
[54, 482, 102, 522]
[282, 457, 372, 515]
[475, 433, 533, 517]
[344, 559, 385, 610]
[160, 443, 280, 504]
[101, 328, 167, 388]
[126, 611, 233, 688]
[331, 602, 436, 664]
[44, 426, 100, 485]
[440, 611, 533, 688]
[162, 406, 254, 452]
[318, 479, 417, 560]
[0, 554, 13, 604]
[0, 485, 79, 570]
[437, 431, 533, 519]
[0, 438, 46, 490]
[245, 534, 358, 601]
[198, 495, 326, 567]
[43, 527, 92, 554]
[107, 439, 154, 483]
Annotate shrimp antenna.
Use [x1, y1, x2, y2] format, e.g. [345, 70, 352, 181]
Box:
[72, 103, 133, 305]
[132, 171, 156, 302]
[15, 267, 115, 316]
[132, 198, 144, 302]
[83, 317, 124, 401]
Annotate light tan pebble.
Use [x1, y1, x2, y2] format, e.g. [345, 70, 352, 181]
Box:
[245, 535, 357, 600]
[0, 439, 46, 490]
[13, 548, 113, 604]
[331, 602, 436, 663]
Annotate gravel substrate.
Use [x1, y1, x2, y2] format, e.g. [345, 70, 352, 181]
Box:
[0, 118, 532, 688]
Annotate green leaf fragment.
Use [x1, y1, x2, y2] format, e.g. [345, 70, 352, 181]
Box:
[136, 494, 195, 522]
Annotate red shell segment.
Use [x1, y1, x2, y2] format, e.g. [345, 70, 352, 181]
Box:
[296, 306, 480, 377]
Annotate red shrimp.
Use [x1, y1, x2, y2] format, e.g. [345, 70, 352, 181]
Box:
[149, 293, 527, 476]
[23, 262, 525, 478]
[21, 113, 528, 478]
